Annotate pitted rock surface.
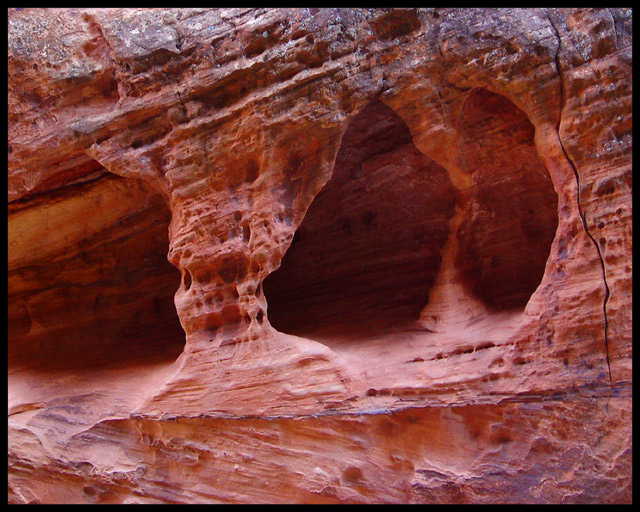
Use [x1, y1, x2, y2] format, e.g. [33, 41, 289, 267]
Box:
[8, 7, 631, 504]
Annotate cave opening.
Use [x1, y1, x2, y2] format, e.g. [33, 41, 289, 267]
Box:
[263, 90, 559, 346]
[8, 171, 185, 374]
[263, 99, 458, 341]
[455, 87, 559, 311]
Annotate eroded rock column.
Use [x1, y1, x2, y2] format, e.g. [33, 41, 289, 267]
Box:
[164, 121, 345, 351]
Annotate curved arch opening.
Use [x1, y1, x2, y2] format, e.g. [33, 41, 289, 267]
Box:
[263, 99, 458, 343]
[263, 90, 559, 349]
[455, 87, 559, 311]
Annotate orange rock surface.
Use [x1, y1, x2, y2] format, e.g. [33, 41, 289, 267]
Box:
[8, 8, 632, 504]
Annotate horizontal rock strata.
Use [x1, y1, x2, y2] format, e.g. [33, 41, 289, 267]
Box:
[8, 7, 632, 504]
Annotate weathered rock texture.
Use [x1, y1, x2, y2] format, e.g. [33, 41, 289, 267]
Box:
[8, 7, 632, 504]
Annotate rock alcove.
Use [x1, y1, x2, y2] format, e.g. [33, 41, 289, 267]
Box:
[456, 87, 559, 311]
[8, 169, 185, 407]
[7, 8, 631, 504]
[263, 90, 559, 346]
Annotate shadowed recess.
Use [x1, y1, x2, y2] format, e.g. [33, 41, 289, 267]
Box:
[263, 99, 457, 340]
[8, 172, 185, 371]
[456, 87, 559, 310]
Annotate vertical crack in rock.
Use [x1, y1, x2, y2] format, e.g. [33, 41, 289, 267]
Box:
[547, 10, 612, 384]
[608, 8, 621, 51]
[7, 8, 632, 504]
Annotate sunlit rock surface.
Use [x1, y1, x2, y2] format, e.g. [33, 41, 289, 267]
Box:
[8, 7, 631, 504]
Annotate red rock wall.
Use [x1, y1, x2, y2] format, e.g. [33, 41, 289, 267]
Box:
[8, 8, 632, 504]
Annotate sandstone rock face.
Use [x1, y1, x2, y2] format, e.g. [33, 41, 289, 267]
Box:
[8, 8, 632, 504]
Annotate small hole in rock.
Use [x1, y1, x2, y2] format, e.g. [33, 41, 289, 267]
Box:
[184, 269, 192, 290]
